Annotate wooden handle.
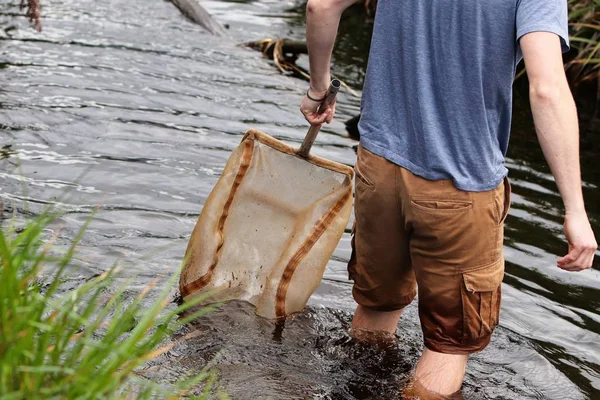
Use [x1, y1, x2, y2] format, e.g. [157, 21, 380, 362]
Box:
[298, 79, 341, 158]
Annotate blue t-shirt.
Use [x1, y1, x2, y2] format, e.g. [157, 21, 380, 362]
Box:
[358, 0, 570, 191]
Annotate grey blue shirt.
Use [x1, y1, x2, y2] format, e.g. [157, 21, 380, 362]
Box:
[358, 0, 570, 191]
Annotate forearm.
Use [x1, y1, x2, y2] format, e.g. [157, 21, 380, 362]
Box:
[305, 0, 350, 93]
[530, 80, 585, 214]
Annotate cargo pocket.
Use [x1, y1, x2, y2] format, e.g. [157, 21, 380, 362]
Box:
[460, 259, 504, 344]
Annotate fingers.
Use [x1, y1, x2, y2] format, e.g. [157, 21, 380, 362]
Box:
[312, 103, 335, 125]
[303, 110, 329, 125]
[300, 106, 335, 125]
[300, 97, 337, 125]
[560, 213, 598, 272]
[558, 249, 586, 271]
[580, 248, 596, 270]
[557, 244, 578, 265]
[325, 102, 337, 124]
[558, 245, 596, 272]
[300, 96, 321, 122]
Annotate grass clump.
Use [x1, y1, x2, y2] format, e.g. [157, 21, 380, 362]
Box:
[0, 211, 225, 399]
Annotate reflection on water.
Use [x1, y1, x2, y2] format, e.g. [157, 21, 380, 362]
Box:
[1, 0, 598, 398]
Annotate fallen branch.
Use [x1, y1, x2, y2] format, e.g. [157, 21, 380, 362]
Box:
[245, 38, 309, 78]
[170, 0, 227, 36]
[246, 38, 308, 59]
[244, 38, 359, 97]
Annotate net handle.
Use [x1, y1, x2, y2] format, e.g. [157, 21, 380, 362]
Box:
[297, 79, 341, 158]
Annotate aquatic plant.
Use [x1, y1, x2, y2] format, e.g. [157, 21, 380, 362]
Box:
[0, 210, 227, 399]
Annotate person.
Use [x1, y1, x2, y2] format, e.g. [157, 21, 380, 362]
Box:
[300, 0, 598, 397]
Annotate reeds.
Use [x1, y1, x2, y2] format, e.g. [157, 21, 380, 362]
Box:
[567, 0, 600, 85]
[0, 210, 227, 399]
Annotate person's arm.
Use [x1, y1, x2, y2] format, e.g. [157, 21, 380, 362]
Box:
[300, 0, 360, 125]
[520, 32, 597, 271]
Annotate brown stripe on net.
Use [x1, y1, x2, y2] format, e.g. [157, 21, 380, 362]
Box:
[181, 137, 255, 297]
[274, 188, 352, 319]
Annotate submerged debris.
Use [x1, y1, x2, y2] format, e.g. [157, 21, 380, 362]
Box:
[244, 38, 358, 97]
[1, 144, 14, 160]
[245, 38, 310, 79]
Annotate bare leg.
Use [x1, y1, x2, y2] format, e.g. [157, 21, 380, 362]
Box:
[414, 348, 468, 396]
[351, 305, 466, 396]
[351, 305, 403, 334]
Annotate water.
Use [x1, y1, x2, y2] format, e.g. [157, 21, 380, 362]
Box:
[1, 1, 599, 398]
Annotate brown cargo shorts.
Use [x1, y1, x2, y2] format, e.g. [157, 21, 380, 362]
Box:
[348, 145, 511, 354]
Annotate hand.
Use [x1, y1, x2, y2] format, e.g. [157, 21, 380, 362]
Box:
[557, 211, 598, 272]
[300, 87, 336, 126]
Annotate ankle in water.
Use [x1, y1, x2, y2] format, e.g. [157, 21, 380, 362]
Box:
[402, 375, 463, 400]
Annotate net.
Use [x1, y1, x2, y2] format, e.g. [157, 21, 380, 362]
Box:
[179, 129, 353, 319]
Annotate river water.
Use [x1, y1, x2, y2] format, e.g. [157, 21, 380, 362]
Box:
[1, 0, 598, 399]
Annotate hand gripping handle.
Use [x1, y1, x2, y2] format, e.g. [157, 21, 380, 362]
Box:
[297, 79, 341, 158]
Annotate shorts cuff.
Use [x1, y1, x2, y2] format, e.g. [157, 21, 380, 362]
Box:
[424, 335, 492, 355]
[352, 288, 417, 312]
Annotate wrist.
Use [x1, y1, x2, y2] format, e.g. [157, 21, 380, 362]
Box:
[309, 81, 329, 96]
[565, 205, 587, 217]
[306, 88, 326, 102]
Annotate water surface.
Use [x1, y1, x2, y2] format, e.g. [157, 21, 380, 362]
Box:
[1, 1, 598, 398]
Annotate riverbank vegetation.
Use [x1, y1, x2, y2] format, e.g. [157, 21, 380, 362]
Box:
[247, 0, 600, 95]
[567, 0, 600, 86]
[19, 0, 600, 86]
[0, 210, 225, 399]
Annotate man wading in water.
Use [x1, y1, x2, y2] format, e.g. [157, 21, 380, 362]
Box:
[300, 0, 598, 397]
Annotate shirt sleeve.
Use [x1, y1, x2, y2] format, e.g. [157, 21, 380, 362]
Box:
[516, 0, 570, 56]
